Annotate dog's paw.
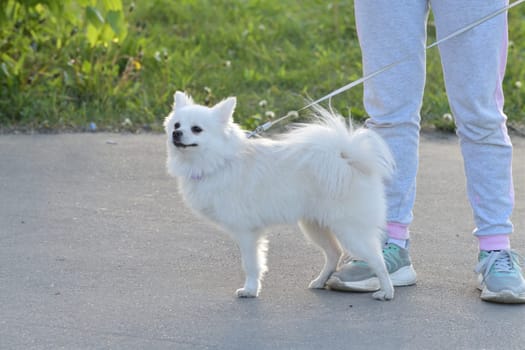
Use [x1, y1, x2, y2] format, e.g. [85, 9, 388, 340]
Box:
[372, 289, 394, 301]
[235, 287, 258, 298]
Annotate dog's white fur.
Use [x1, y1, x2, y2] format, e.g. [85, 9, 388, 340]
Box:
[164, 91, 395, 300]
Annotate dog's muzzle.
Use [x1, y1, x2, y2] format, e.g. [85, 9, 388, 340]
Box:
[172, 130, 197, 148]
[172, 130, 183, 142]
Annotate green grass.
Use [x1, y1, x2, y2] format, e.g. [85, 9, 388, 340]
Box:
[1, 0, 524, 133]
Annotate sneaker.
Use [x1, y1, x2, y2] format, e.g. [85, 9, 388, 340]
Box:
[475, 249, 525, 304]
[326, 243, 417, 292]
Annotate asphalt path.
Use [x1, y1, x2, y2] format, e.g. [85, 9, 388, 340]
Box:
[1, 132, 524, 349]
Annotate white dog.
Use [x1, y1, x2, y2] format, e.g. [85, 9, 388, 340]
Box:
[165, 91, 395, 300]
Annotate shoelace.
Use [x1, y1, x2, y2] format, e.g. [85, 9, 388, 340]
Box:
[475, 250, 523, 280]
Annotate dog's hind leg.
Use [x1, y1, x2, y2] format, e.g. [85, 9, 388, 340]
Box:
[234, 233, 268, 298]
[359, 244, 394, 300]
[333, 228, 394, 300]
[299, 220, 343, 289]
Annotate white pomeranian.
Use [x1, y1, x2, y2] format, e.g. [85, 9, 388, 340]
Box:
[164, 91, 395, 300]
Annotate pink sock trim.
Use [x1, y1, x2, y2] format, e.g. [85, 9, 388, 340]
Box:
[387, 222, 410, 240]
[478, 235, 511, 251]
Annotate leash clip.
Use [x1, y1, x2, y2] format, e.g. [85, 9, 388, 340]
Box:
[247, 121, 273, 138]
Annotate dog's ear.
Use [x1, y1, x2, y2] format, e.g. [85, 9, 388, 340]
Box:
[213, 97, 236, 124]
[174, 91, 193, 109]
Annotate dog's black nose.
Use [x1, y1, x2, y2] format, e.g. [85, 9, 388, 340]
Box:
[172, 130, 182, 141]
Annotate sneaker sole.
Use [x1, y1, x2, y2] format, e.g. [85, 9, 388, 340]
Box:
[326, 265, 417, 292]
[480, 288, 525, 304]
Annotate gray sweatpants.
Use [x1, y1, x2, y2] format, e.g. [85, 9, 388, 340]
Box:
[355, 0, 514, 249]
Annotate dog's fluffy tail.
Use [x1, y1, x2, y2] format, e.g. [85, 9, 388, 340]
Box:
[284, 105, 395, 198]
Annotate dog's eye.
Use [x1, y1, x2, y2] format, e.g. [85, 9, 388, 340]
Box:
[174, 122, 181, 129]
[191, 126, 203, 134]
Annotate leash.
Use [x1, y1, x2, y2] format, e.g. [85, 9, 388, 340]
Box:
[247, 0, 525, 138]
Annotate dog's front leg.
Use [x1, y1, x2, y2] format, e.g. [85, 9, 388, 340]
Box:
[234, 233, 268, 298]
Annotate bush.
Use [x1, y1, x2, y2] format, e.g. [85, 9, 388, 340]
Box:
[0, 0, 135, 131]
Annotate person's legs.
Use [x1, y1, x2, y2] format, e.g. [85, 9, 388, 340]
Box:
[432, 0, 524, 303]
[432, 0, 513, 246]
[356, 0, 429, 242]
[326, 0, 428, 291]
